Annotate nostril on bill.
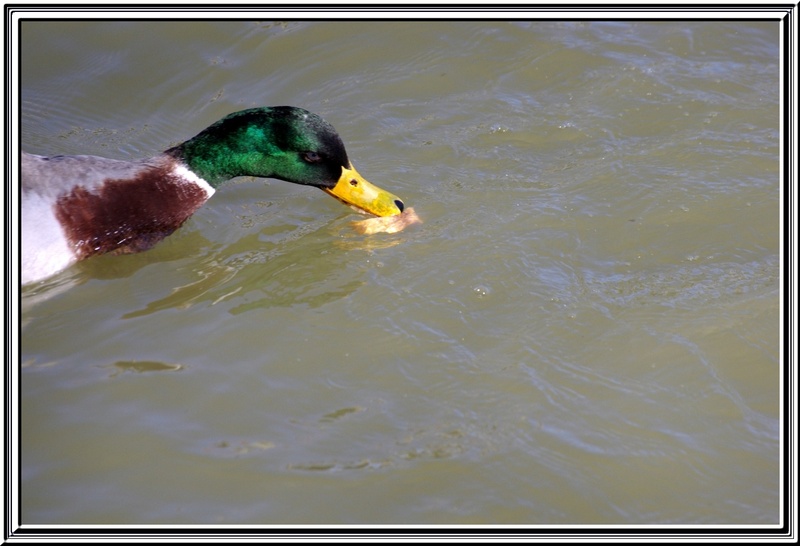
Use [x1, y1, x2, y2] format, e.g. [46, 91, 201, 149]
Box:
[395, 200, 405, 213]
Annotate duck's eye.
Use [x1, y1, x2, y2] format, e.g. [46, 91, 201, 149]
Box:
[302, 151, 322, 163]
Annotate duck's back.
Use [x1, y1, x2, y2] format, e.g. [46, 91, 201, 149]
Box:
[23, 152, 171, 197]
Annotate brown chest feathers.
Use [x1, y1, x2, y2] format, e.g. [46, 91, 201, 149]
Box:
[54, 167, 210, 260]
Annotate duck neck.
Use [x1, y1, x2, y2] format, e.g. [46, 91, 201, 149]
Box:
[164, 120, 280, 189]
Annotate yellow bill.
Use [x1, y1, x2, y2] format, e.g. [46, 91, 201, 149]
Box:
[322, 164, 404, 217]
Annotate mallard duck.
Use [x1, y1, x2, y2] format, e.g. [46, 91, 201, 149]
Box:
[21, 106, 405, 285]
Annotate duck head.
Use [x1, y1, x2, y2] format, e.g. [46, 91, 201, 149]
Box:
[167, 106, 405, 217]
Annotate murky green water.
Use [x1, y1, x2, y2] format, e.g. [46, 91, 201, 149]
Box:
[16, 20, 780, 525]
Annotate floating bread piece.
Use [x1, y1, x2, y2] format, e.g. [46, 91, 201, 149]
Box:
[351, 207, 421, 235]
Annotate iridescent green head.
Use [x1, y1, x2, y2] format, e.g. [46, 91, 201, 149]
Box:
[167, 106, 404, 217]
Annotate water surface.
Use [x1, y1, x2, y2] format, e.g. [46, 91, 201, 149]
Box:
[18, 20, 781, 526]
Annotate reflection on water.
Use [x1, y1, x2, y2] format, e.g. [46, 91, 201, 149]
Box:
[108, 360, 185, 377]
[18, 19, 780, 526]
